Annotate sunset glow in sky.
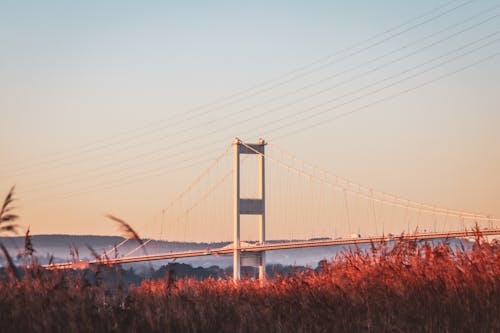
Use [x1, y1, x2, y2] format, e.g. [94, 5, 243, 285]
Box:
[1, 0, 499, 240]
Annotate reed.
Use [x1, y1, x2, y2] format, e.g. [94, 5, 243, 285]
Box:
[0, 234, 497, 332]
[0, 187, 497, 332]
[0, 186, 19, 234]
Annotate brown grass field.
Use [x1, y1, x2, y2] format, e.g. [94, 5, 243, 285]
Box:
[1, 188, 499, 332]
[0, 236, 498, 332]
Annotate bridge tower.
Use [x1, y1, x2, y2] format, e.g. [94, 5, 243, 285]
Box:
[233, 138, 266, 282]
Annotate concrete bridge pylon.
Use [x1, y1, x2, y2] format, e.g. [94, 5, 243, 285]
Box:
[233, 138, 266, 282]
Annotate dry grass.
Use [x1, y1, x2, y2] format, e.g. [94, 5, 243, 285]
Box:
[0, 186, 19, 234]
[0, 235, 498, 332]
[1, 187, 498, 332]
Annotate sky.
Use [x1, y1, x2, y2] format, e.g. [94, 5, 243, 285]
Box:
[1, 0, 499, 241]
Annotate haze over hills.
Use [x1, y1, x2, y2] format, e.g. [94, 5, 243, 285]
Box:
[0, 234, 471, 270]
[0, 234, 226, 268]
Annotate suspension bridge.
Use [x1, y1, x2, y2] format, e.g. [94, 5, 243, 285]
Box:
[46, 138, 500, 281]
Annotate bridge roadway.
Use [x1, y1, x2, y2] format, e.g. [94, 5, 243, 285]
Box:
[45, 228, 500, 270]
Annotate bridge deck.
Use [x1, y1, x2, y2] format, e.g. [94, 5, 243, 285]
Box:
[45, 228, 500, 270]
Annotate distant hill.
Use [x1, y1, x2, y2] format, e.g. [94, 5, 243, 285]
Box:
[0, 234, 346, 268]
[0, 234, 468, 269]
[2, 234, 125, 249]
[0, 234, 230, 267]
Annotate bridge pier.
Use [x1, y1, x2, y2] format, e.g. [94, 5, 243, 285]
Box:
[233, 138, 266, 283]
